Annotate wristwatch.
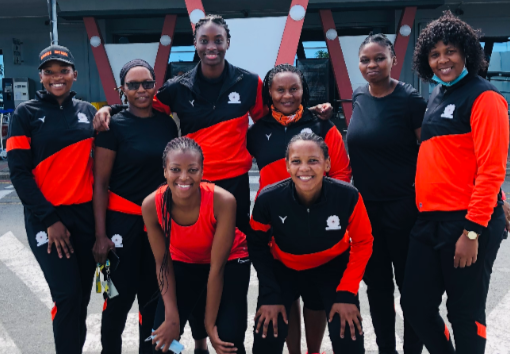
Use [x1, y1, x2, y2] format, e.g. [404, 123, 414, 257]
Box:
[464, 230, 479, 240]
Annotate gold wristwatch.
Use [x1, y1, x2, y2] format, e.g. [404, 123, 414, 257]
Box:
[464, 230, 479, 240]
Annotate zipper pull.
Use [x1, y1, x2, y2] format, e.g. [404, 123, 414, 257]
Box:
[213, 105, 215, 110]
[307, 208, 310, 213]
[60, 106, 63, 110]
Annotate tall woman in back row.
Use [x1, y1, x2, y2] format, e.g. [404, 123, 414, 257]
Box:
[346, 33, 425, 354]
[401, 11, 509, 354]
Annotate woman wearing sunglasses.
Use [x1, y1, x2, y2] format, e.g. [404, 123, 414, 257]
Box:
[92, 59, 178, 354]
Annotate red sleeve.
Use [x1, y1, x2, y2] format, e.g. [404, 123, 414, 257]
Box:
[466, 91, 509, 231]
[336, 194, 373, 301]
[152, 95, 172, 115]
[324, 125, 352, 183]
[249, 76, 269, 123]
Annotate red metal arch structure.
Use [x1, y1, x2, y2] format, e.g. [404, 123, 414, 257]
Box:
[83, 1, 416, 120]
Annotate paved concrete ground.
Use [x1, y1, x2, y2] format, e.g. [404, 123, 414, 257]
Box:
[1, 174, 510, 353]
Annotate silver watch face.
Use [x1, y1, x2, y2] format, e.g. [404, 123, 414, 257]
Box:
[467, 231, 478, 240]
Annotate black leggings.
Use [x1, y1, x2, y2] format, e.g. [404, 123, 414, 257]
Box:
[363, 197, 422, 354]
[252, 254, 365, 354]
[101, 212, 159, 354]
[153, 258, 251, 354]
[25, 203, 96, 354]
[402, 206, 505, 354]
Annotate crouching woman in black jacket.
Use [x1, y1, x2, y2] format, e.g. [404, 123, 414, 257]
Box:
[247, 132, 373, 354]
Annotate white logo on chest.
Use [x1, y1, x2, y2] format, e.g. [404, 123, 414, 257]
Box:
[38, 116, 45, 123]
[228, 92, 241, 104]
[190, 100, 194, 107]
[325, 215, 342, 231]
[279, 216, 287, 224]
[301, 128, 313, 134]
[77, 112, 89, 123]
[111, 234, 124, 248]
[441, 104, 455, 119]
[266, 133, 272, 141]
[36, 231, 49, 247]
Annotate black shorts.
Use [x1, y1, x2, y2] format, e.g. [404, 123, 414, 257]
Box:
[294, 283, 324, 311]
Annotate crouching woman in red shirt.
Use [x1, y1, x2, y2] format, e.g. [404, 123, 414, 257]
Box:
[142, 137, 250, 353]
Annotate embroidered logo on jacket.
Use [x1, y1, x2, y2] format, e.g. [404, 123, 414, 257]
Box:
[325, 215, 342, 231]
[266, 133, 272, 141]
[190, 100, 194, 107]
[441, 104, 455, 119]
[36, 231, 49, 247]
[77, 112, 90, 123]
[228, 92, 241, 104]
[301, 128, 313, 134]
[111, 234, 124, 248]
[38, 116, 45, 123]
[279, 216, 287, 224]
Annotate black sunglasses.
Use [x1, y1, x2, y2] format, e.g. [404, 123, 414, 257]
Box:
[125, 80, 156, 90]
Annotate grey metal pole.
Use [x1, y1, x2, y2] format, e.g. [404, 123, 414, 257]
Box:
[46, 0, 58, 45]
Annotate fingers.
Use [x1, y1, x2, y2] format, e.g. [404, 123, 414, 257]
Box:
[255, 312, 263, 334]
[281, 308, 288, 325]
[55, 241, 63, 258]
[354, 313, 363, 336]
[59, 238, 71, 259]
[262, 316, 270, 338]
[347, 318, 356, 340]
[271, 313, 279, 338]
[454, 255, 460, 268]
[64, 234, 74, 255]
[340, 313, 346, 339]
[47, 238, 53, 254]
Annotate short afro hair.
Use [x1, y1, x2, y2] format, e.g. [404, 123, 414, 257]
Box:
[413, 10, 487, 82]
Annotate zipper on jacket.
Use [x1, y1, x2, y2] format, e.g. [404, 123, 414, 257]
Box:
[307, 208, 310, 236]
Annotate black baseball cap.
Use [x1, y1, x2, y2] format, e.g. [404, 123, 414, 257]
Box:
[38, 45, 75, 70]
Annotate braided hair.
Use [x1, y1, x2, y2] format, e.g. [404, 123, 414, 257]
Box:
[158, 137, 204, 293]
[359, 32, 396, 57]
[262, 64, 310, 109]
[193, 14, 231, 41]
[285, 132, 329, 160]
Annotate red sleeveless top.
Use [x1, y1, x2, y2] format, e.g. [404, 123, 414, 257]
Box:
[155, 182, 249, 264]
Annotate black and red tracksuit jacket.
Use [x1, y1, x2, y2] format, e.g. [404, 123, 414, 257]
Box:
[151, 61, 267, 181]
[416, 75, 509, 233]
[7, 91, 96, 227]
[248, 177, 373, 305]
[247, 109, 351, 197]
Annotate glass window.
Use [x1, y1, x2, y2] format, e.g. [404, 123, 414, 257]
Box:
[302, 41, 329, 59]
[0, 51, 4, 104]
[168, 45, 195, 63]
[486, 38, 510, 104]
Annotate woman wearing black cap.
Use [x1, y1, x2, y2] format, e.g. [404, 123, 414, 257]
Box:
[7, 45, 97, 354]
[92, 59, 178, 354]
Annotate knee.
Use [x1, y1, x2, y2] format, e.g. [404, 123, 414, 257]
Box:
[253, 316, 289, 344]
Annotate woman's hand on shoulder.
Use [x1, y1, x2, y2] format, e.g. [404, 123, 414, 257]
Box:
[329, 302, 363, 341]
[93, 106, 112, 132]
[309, 102, 333, 120]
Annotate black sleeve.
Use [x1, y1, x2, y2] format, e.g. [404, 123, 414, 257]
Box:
[7, 106, 60, 227]
[247, 194, 282, 305]
[407, 90, 427, 130]
[110, 104, 128, 116]
[95, 120, 118, 151]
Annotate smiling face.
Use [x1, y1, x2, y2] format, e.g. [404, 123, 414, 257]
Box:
[358, 42, 396, 84]
[122, 66, 156, 110]
[269, 72, 303, 115]
[428, 41, 465, 83]
[164, 149, 203, 200]
[286, 140, 331, 196]
[39, 61, 77, 101]
[194, 21, 230, 67]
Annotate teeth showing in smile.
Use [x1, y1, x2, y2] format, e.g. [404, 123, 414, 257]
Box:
[440, 67, 452, 74]
[298, 176, 312, 181]
[177, 184, 191, 189]
[52, 84, 64, 88]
